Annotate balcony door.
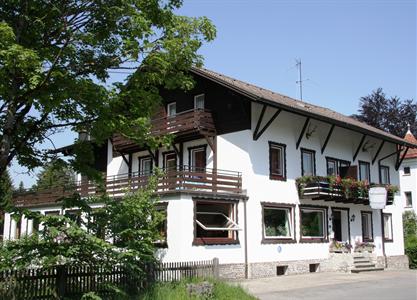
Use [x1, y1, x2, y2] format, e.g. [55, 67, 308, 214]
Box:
[163, 152, 177, 190]
[190, 146, 206, 172]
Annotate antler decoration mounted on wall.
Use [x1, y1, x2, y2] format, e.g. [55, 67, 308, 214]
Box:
[305, 123, 318, 139]
[362, 140, 376, 152]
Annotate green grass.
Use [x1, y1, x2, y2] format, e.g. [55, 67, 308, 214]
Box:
[138, 277, 257, 300]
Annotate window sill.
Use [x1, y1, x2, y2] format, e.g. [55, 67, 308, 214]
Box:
[383, 239, 394, 243]
[261, 238, 296, 244]
[269, 175, 286, 181]
[193, 238, 239, 246]
[362, 238, 374, 243]
[299, 238, 328, 243]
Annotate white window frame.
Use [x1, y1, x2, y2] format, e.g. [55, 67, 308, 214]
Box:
[262, 206, 293, 239]
[361, 211, 373, 242]
[405, 191, 413, 207]
[139, 156, 153, 176]
[194, 94, 205, 110]
[379, 165, 390, 184]
[403, 166, 411, 176]
[300, 207, 326, 239]
[269, 143, 285, 178]
[359, 161, 371, 182]
[383, 213, 393, 242]
[167, 102, 176, 117]
[301, 149, 315, 176]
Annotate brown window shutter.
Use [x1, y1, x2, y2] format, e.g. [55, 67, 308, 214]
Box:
[340, 165, 358, 180]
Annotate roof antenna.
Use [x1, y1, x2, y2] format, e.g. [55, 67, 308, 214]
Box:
[295, 59, 304, 101]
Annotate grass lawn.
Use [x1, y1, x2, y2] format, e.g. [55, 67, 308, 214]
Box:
[138, 277, 257, 300]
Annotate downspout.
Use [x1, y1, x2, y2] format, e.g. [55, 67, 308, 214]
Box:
[380, 209, 387, 268]
[243, 197, 249, 279]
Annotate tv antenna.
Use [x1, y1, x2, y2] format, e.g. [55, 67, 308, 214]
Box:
[295, 59, 305, 101]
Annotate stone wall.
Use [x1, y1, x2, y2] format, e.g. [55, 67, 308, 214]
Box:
[217, 254, 409, 279]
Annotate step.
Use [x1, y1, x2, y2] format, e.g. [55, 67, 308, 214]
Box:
[353, 258, 371, 263]
[351, 267, 384, 273]
[353, 263, 376, 268]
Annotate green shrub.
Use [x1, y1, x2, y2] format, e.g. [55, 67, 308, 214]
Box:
[403, 211, 417, 269]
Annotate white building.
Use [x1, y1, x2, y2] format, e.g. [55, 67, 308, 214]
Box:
[400, 127, 417, 214]
[3, 68, 416, 278]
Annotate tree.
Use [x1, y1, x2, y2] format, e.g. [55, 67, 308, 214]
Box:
[0, 0, 216, 180]
[0, 173, 164, 294]
[17, 181, 24, 193]
[353, 88, 417, 137]
[0, 169, 13, 210]
[33, 159, 75, 191]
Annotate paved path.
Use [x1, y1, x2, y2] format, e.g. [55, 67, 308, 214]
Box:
[238, 270, 417, 300]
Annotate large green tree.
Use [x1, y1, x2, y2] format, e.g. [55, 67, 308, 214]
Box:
[0, 0, 216, 182]
[33, 159, 75, 191]
[353, 88, 417, 137]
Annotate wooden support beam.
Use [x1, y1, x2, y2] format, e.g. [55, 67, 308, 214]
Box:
[121, 153, 129, 166]
[253, 104, 267, 140]
[147, 148, 157, 163]
[204, 135, 215, 152]
[253, 108, 282, 140]
[296, 117, 310, 149]
[371, 140, 385, 165]
[321, 124, 335, 154]
[353, 134, 366, 162]
[172, 144, 180, 158]
[179, 142, 184, 166]
[128, 153, 133, 176]
[396, 146, 409, 170]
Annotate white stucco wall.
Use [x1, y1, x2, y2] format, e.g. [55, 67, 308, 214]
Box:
[399, 157, 417, 214]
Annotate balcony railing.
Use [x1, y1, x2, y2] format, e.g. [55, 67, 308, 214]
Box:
[112, 109, 216, 153]
[296, 176, 395, 205]
[13, 166, 243, 207]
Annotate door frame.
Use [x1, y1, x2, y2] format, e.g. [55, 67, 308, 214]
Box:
[331, 207, 351, 244]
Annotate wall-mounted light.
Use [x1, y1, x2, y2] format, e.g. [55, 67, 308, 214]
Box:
[350, 214, 356, 222]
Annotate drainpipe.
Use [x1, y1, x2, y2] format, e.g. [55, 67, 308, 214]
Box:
[380, 209, 387, 268]
[243, 197, 249, 279]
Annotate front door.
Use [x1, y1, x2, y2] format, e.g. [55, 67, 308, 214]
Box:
[333, 210, 342, 241]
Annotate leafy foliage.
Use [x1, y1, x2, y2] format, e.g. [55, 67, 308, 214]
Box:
[32, 159, 76, 191]
[403, 211, 417, 268]
[0, 169, 13, 211]
[352, 88, 417, 137]
[0, 0, 216, 179]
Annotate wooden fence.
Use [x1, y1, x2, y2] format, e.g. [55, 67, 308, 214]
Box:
[0, 258, 219, 299]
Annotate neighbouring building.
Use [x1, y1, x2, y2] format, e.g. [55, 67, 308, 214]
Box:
[400, 127, 417, 215]
[3, 68, 417, 278]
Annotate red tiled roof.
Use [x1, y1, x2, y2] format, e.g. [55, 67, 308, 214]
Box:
[404, 131, 417, 159]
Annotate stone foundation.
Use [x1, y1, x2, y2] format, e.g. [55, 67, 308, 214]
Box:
[217, 254, 409, 279]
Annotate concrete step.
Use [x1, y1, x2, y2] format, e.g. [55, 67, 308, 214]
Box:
[353, 263, 376, 268]
[351, 267, 384, 273]
[353, 258, 371, 263]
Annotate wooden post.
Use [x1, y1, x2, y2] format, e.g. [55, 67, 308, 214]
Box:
[56, 265, 67, 298]
[212, 258, 219, 279]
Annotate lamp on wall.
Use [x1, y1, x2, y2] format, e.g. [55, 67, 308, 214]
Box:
[350, 214, 356, 222]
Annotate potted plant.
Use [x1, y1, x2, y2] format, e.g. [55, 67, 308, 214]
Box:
[329, 240, 352, 253]
[354, 241, 375, 253]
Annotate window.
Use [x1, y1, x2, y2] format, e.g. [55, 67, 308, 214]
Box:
[262, 203, 294, 243]
[361, 211, 373, 242]
[139, 156, 153, 176]
[405, 192, 413, 207]
[359, 161, 371, 182]
[167, 102, 176, 117]
[269, 142, 286, 180]
[383, 213, 393, 242]
[326, 157, 351, 177]
[189, 145, 207, 172]
[300, 206, 327, 241]
[301, 149, 316, 176]
[404, 166, 411, 175]
[155, 203, 168, 247]
[65, 210, 82, 226]
[45, 210, 60, 216]
[194, 94, 205, 109]
[379, 165, 390, 184]
[32, 217, 39, 234]
[194, 200, 239, 245]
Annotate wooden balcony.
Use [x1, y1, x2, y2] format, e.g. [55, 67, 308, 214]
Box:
[13, 167, 243, 208]
[297, 177, 394, 205]
[112, 109, 216, 153]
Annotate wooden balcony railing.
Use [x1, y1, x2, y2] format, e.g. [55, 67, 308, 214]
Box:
[296, 176, 395, 205]
[112, 109, 216, 153]
[13, 167, 243, 208]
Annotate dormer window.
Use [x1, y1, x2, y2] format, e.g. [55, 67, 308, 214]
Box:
[167, 102, 176, 117]
[194, 94, 205, 109]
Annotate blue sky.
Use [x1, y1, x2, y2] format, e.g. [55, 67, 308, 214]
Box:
[10, 0, 416, 187]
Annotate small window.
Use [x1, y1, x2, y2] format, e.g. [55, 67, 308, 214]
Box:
[405, 192, 413, 207]
[379, 165, 390, 184]
[194, 201, 239, 245]
[326, 158, 337, 176]
[269, 142, 286, 180]
[262, 204, 294, 243]
[300, 207, 327, 241]
[65, 210, 82, 226]
[139, 156, 153, 176]
[167, 102, 176, 117]
[359, 161, 371, 182]
[189, 146, 207, 172]
[45, 210, 60, 216]
[383, 213, 393, 242]
[301, 149, 316, 176]
[194, 94, 205, 109]
[326, 157, 351, 177]
[361, 211, 373, 242]
[404, 166, 411, 175]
